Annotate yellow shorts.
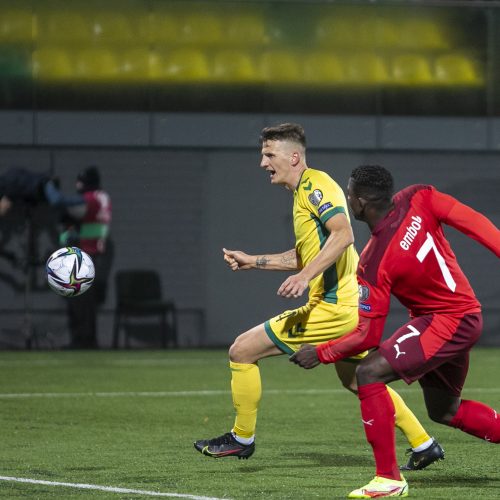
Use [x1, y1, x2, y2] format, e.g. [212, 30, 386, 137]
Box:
[264, 300, 366, 360]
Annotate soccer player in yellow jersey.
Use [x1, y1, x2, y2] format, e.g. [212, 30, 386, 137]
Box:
[194, 123, 442, 467]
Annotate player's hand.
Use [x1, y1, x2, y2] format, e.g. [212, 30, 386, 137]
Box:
[277, 273, 308, 298]
[222, 248, 253, 271]
[289, 344, 320, 369]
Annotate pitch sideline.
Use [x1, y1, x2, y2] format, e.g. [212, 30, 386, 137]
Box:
[0, 475, 228, 499]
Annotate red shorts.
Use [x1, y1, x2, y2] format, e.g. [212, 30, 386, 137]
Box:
[378, 312, 482, 396]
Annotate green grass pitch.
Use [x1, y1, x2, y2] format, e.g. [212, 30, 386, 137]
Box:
[0, 348, 498, 499]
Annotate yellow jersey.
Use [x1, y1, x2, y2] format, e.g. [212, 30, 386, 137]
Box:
[293, 168, 359, 306]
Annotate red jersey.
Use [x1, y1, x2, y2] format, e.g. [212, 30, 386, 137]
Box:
[316, 185, 500, 364]
[359, 185, 500, 319]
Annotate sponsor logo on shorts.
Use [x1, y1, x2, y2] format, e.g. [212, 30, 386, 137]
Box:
[393, 325, 421, 359]
[318, 202, 333, 215]
[394, 344, 406, 358]
[275, 310, 298, 322]
[287, 322, 307, 337]
[308, 189, 323, 206]
[359, 302, 371, 312]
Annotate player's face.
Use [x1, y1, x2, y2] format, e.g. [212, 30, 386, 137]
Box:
[347, 178, 365, 221]
[260, 140, 294, 187]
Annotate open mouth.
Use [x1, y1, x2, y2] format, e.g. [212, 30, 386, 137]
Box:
[268, 169, 276, 179]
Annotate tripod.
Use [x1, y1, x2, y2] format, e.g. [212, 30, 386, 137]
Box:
[21, 205, 59, 349]
[22, 206, 38, 349]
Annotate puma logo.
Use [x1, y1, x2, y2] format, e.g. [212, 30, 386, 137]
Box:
[394, 344, 406, 359]
[393, 325, 421, 359]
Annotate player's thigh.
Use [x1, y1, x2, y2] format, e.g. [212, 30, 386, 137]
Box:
[420, 384, 461, 425]
[419, 348, 471, 397]
[229, 323, 283, 364]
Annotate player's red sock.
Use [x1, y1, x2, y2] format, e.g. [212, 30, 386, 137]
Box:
[450, 399, 500, 443]
[358, 382, 401, 480]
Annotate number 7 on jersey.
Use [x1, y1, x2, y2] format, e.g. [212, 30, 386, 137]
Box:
[416, 232, 457, 292]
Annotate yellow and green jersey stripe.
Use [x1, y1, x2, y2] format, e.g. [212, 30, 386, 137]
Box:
[293, 168, 358, 306]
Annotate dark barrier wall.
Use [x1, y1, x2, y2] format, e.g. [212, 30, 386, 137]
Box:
[0, 129, 498, 348]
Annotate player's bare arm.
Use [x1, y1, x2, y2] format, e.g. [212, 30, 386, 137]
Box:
[277, 213, 354, 298]
[223, 247, 299, 271]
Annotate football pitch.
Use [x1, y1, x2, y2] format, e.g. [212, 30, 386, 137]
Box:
[0, 348, 498, 499]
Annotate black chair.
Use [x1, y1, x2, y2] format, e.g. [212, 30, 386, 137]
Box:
[112, 269, 177, 348]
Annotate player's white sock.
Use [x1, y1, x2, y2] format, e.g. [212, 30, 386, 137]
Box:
[232, 431, 254, 445]
[412, 437, 434, 452]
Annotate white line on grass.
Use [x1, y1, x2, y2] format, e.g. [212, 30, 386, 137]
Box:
[0, 390, 230, 398]
[0, 475, 228, 499]
[0, 358, 223, 367]
[0, 387, 498, 399]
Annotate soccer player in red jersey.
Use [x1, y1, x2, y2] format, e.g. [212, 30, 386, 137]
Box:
[291, 165, 500, 498]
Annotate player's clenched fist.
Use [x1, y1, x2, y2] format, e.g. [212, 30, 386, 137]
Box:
[289, 344, 321, 369]
[222, 248, 254, 271]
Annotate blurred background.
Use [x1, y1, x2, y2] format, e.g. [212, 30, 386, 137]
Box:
[0, 0, 498, 349]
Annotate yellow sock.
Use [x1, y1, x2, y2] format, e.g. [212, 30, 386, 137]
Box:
[230, 361, 262, 439]
[386, 386, 431, 449]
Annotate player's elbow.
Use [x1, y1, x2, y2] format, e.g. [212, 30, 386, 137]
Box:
[346, 233, 355, 248]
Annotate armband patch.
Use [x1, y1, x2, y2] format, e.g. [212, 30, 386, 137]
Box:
[318, 202, 333, 215]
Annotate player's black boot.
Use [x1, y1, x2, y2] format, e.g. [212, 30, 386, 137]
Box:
[194, 432, 255, 459]
[400, 438, 444, 470]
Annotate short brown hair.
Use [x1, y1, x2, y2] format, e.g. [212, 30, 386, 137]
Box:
[260, 123, 306, 148]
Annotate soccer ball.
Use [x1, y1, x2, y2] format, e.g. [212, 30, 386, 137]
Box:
[46, 247, 95, 297]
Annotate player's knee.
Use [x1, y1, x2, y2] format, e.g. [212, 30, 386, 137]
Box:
[228, 339, 241, 362]
[341, 378, 358, 394]
[426, 402, 459, 426]
[229, 335, 250, 363]
[427, 407, 453, 425]
[355, 359, 380, 385]
[356, 351, 396, 386]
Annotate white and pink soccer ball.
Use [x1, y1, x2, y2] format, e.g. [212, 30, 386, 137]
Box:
[46, 247, 95, 297]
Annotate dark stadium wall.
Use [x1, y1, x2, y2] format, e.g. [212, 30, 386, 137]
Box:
[206, 149, 500, 348]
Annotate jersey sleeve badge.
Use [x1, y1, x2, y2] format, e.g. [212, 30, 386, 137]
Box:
[308, 189, 323, 206]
